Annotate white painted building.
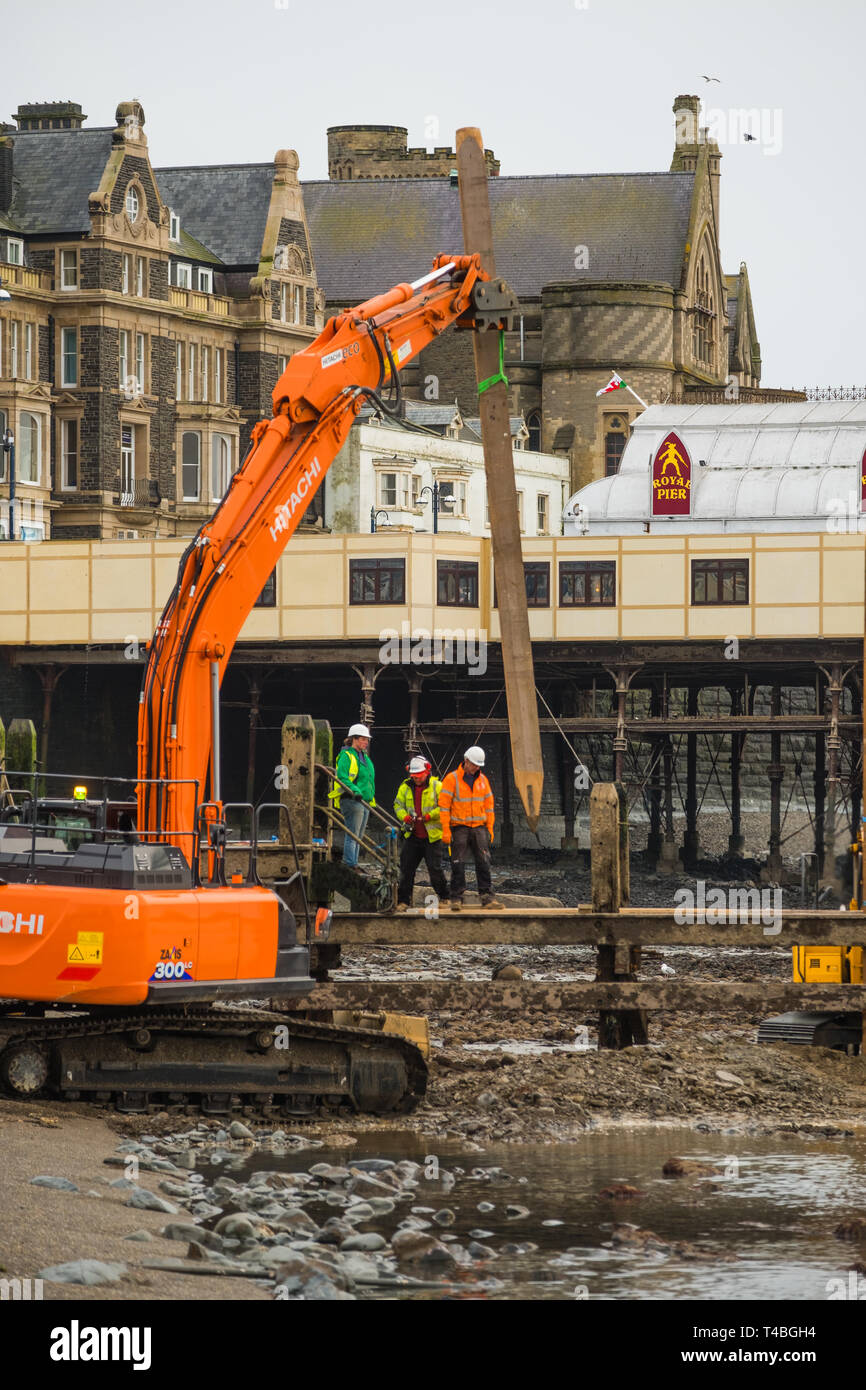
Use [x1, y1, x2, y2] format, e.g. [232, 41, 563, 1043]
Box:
[325, 411, 570, 538]
[563, 401, 866, 536]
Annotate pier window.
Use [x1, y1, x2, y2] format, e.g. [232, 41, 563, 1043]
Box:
[691, 558, 749, 605]
[494, 561, 550, 608]
[255, 570, 277, 607]
[353, 553, 405, 603]
[559, 560, 616, 606]
[350, 557, 406, 604]
[437, 559, 478, 607]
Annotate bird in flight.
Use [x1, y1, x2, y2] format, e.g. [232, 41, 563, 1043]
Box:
[700, 74, 721, 83]
[743, 131, 758, 141]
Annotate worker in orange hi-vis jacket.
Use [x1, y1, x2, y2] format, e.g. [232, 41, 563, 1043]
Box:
[438, 745, 503, 911]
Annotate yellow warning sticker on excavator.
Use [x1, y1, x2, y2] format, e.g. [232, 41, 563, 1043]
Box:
[67, 932, 104, 964]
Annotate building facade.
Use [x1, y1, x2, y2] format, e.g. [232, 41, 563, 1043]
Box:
[0, 93, 781, 540]
[0, 100, 322, 540]
[306, 96, 780, 493]
[327, 413, 568, 539]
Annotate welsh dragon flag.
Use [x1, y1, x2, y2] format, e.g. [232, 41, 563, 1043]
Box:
[596, 372, 627, 397]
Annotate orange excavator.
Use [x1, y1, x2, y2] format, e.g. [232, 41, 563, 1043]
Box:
[0, 252, 518, 1114]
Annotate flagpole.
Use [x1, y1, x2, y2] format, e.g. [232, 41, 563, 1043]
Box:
[625, 383, 648, 409]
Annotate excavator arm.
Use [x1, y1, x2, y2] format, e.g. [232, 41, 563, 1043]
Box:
[138, 254, 518, 856]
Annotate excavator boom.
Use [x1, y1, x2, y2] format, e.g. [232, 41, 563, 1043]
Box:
[137, 253, 515, 854]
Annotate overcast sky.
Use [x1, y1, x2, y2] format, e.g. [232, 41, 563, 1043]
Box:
[9, 0, 862, 387]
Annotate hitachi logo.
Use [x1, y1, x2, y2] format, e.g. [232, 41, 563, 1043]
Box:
[0, 912, 45, 935]
[269, 457, 322, 542]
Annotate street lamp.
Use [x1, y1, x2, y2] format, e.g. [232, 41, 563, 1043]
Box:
[0, 277, 11, 302]
[2, 427, 15, 542]
[417, 480, 456, 534]
[370, 508, 391, 533]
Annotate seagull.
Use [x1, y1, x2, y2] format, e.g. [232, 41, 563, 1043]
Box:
[661, 963, 677, 977]
[743, 132, 758, 142]
[700, 75, 721, 83]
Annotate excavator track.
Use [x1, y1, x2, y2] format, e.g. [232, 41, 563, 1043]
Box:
[0, 1005, 427, 1117]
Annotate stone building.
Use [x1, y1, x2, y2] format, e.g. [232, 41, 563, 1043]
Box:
[0, 99, 322, 540]
[327, 125, 499, 180]
[0, 92, 783, 541]
[306, 97, 779, 494]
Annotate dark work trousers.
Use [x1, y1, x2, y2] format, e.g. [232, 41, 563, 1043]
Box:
[398, 835, 450, 904]
[449, 824, 492, 900]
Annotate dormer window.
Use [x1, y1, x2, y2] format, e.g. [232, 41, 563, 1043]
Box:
[196, 267, 213, 294]
[169, 210, 180, 242]
[125, 186, 140, 222]
[6, 238, 23, 266]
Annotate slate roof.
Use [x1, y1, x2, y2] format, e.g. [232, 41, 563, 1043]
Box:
[7, 128, 114, 233]
[464, 416, 527, 438]
[170, 225, 223, 265]
[155, 164, 275, 266]
[403, 402, 461, 426]
[301, 172, 695, 301]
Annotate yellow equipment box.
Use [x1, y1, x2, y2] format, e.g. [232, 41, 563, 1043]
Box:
[793, 946, 864, 983]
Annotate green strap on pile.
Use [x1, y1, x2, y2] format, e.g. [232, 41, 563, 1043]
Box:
[478, 331, 509, 395]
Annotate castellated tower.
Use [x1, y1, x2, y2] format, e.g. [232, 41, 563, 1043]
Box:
[327, 125, 499, 180]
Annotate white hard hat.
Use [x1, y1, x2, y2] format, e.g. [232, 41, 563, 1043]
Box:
[464, 745, 485, 767]
[348, 723, 371, 738]
[408, 756, 428, 774]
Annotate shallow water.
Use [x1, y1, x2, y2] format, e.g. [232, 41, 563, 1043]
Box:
[214, 1125, 866, 1300]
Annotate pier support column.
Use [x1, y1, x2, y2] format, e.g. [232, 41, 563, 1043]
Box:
[500, 734, 515, 849]
[245, 676, 261, 806]
[560, 732, 578, 853]
[592, 782, 648, 1049]
[823, 664, 843, 891]
[682, 686, 700, 866]
[764, 684, 784, 882]
[36, 664, 67, 781]
[657, 732, 679, 875]
[814, 728, 826, 873]
[728, 687, 745, 857]
[646, 687, 662, 863]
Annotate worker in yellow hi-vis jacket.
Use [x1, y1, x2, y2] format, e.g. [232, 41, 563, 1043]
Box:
[393, 756, 449, 911]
